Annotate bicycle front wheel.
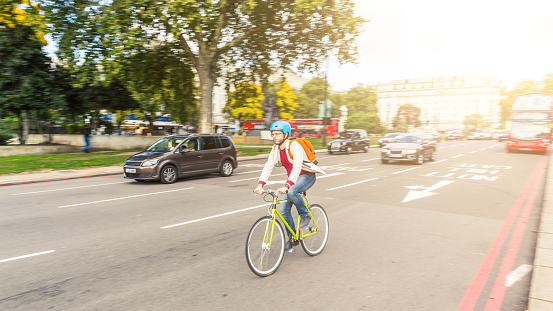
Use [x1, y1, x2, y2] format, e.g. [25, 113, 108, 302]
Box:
[300, 204, 329, 256]
[245, 216, 286, 277]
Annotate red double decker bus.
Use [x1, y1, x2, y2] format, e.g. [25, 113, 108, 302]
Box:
[505, 92, 553, 153]
[242, 118, 340, 137]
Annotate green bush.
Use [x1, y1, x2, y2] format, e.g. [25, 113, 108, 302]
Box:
[66, 123, 82, 134]
[0, 132, 14, 145]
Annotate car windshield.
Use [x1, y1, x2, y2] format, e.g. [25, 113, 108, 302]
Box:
[145, 137, 185, 153]
[335, 131, 355, 139]
[510, 121, 550, 141]
[393, 135, 422, 144]
[384, 133, 399, 138]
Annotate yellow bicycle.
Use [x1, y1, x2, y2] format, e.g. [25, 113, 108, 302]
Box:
[245, 190, 329, 277]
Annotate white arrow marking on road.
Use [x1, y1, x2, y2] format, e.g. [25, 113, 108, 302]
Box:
[402, 180, 455, 203]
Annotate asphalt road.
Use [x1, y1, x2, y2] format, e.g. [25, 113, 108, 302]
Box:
[0, 140, 546, 310]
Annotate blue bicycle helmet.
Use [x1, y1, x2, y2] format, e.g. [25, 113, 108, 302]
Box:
[269, 120, 292, 137]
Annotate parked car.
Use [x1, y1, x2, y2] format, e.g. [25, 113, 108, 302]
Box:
[467, 129, 492, 140]
[445, 130, 464, 140]
[327, 129, 371, 154]
[380, 133, 437, 165]
[378, 133, 401, 147]
[123, 134, 238, 184]
[493, 130, 508, 141]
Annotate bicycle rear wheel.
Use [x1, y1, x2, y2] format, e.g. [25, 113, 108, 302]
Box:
[245, 216, 286, 277]
[300, 204, 329, 256]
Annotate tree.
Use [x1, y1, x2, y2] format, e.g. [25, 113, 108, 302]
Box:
[119, 46, 198, 130]
[224, 83, 264, 129]
[45, 0, 366, 133]
[0, 24, 63, 144]
[463, 114, 485, 130]
[295, 77, 328, 118]
[392, 104, 421, 130]
[341, 84, 378, 115]
[275, 80, 299, 120]
[344, 113, 384, 134]
[1, 0, 47, 45]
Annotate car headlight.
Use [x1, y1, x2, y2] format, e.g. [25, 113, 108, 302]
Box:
[142, 159, 159, 167]
[381, 149, 390, 154]
[406, 149, 418, 154]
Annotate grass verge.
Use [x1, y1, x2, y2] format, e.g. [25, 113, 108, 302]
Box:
[0, 150, 142, 175]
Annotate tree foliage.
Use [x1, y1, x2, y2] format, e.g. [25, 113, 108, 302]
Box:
[224, 83, 265, 128]
[463, 114, 485, 129]
[295, 77, 327, 118]
[44, 0, 366, 133]
[0, 0, 47, 45]
[393, 104, 421, 130]
[274, 80, 299, 120]
[0, 23, 63, 143]
[119, 45, 198, 129]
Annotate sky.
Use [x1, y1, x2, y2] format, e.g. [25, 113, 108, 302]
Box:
[321, 0, 553, 92]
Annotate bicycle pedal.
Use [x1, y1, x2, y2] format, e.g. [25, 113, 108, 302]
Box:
[291, 240, 300, 246]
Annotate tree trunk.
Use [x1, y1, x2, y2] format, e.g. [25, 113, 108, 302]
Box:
[196, 59, 215, 134]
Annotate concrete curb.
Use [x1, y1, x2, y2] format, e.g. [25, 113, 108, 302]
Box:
[528, 154, 553, 310]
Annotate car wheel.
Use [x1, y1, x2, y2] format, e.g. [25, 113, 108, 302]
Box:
[328, 150, 333, 155]
[220, 160, 234, 177]
[414, 153, 424, 165]
[430, 150, 437, 161]
[363, 146, 369, 153]
[160, 165, 178, 184]
[381, 158, 388, 164]
[346, 147, 352, 154]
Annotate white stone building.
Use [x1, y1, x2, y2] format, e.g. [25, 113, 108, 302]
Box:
[211, 68, 309, 132]
[372, 75, 505, 131]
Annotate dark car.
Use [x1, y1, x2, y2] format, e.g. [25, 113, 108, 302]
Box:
[380, 133, 437, 165]
[378, 133, 401, 147]
[123, 134, 238, 184]
[327, 129, 371, 154]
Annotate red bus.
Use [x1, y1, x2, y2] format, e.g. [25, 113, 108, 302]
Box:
[505, 92, 553, 153]
[242, 118, 340, 137]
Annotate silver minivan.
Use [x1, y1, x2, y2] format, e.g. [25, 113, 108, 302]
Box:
[123, 134, 238, 184]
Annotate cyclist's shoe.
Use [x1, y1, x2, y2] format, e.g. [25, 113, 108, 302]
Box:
[285, 241, 294, 252]
[298, 215, 312, 230]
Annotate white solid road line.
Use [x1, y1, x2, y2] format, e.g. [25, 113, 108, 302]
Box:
[327, 178, 378, 191]
[12, 182, 129, 196]
[161, 203, 267, 229]
[58, 187, 194, 208]
[392, 167, 420, 174]
[0, 250, 56, 264]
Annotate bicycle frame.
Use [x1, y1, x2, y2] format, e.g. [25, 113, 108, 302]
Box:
[262, 192, 320, 249]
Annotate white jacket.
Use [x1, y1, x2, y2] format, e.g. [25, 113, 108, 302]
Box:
[258, 140, 324, 185]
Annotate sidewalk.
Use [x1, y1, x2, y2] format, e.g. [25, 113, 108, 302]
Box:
[528, 153, 553, 310]
[1, 152, 552, 309]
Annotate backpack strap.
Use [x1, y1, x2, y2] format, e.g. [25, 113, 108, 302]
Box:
[287, 140, 294, 160]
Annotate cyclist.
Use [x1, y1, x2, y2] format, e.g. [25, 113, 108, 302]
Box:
[254, 120, 320, 251]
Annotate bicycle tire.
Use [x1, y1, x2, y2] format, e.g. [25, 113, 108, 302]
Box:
[245, 216, 286, 277]
[300, 204, 329, 256]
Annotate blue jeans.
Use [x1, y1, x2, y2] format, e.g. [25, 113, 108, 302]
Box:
[278, 173, 316, 237]
[84, 137, 90, 153]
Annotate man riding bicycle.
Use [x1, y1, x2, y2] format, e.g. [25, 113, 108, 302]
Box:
[254, 120, 321, 251]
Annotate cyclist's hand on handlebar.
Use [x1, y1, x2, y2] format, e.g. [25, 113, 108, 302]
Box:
[253, 184, 264, 195]
[276, 186, 288, 195]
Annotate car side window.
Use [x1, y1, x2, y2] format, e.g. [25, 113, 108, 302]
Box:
[220, 136, 231, 148]
[182, 138, 199, 152]
[201, 137, 217, 150]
